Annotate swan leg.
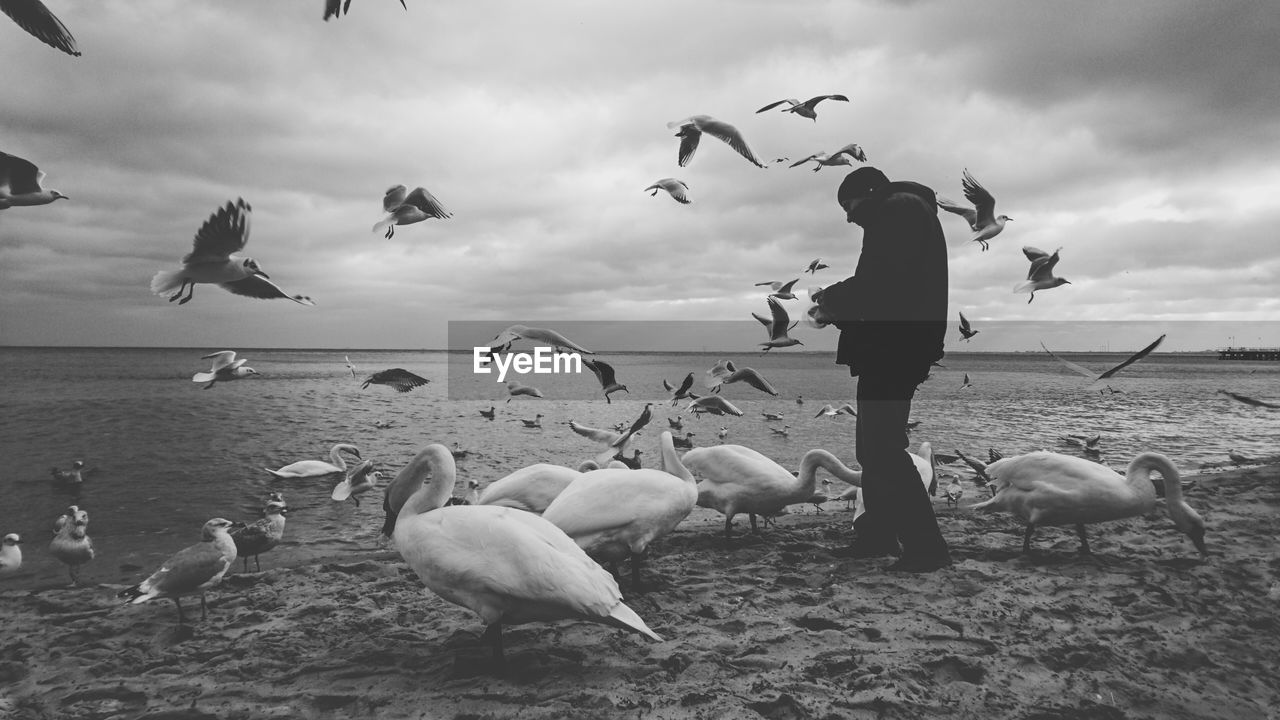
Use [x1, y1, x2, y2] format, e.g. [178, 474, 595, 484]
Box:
[749, 514, 760, 533]
[173, 597, 187, 625]
[1075, 524, 1091, 555]
[242, 556, 250, 572]
[1022, 523, 1036, 553]
[254, 554, 262, 572]
[630, 551, 646, 593]
[483, 623, 506, 668]
[723, 516, 736, 540]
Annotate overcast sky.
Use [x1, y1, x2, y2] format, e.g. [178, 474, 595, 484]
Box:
[2, 1, 1278, 352]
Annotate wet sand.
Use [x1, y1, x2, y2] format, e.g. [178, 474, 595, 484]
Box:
[2, 464, 1277, 720]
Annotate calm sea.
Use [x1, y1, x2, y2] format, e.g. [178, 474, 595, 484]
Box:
[1, 346, 1275, 590]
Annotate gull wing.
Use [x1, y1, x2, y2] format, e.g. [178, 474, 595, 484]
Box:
[584, 358, 619, 388]
[201, 350, 238, 372]
[808, 94, 849, 107]
[1, 0, 80, 56]
[831, 143, 866, 162]
[961, 168, 997, 226]
[673, 123, 702, 167]
[766, 297, 792, 340]
[646, 178, 690, 204]
[958, 312, 972, 334]
[1096, 334, 1165, 380]
[362, 368, 429, 392]
[382, 184, 408, 211]
[788, 154, 821, 168]
[1040, 341, 1098, 379]
[404, 186, 452, 218]
[0, 151, 43, 194]
[568, 421, 622, 445]
[1026, 248, 1061, 281]
[1218, 389, 1280, 409]
[776, 278, 798, 294]
[184, 199, 252, 264]
[756, 99, 798, 113]
[936, 196, 978, 229]
[695, 116, 766, 168]
[220, 274, 316, 305]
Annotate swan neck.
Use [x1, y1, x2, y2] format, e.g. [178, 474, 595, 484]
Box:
[800, 449, 862, 489]
[658, 431, 695, 483]
[1127, 452, 1181, 501]
[386, 445, 456, 522]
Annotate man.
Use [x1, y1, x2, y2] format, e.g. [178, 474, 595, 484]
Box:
[813, 166, 951, 571]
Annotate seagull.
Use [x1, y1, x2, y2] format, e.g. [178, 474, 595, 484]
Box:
[805, 259, 829, 274]
[505, 379, 544, 402]
[686, 396, 744, 417]
[672, 431, 696, 449]
[344, 356, 356, 378]
[1015, 246, 1070, 303]
[666, 115, 765, 168]
[361, 368, 429, 392]
[50, 459, 85, 484]
[755, 94, 849, 121]
[0, 151, 70, 209]
[662, 372, 697, 406]
[584, 359, 629, 403]
[1218, 389, 1280, 409]
[230, 498, 288, 572]
[1228, 449, 1256, 464]
[0, 0, 79, 56]
[49, 506, 93, 585]
[667, 416, 684, 431]
[520, 414, 544, 429]
[834, 403, 856, 416]
[958, 312, 979, 341]
[644, 178, 691, 204]
[150, 199, 315, 306]
[612, 450, 643, 469]
[705, 359, 779, 396]
[612, 403, 654, 450]
[788, 144, 867, 172]
[761, 411, 784, 421]
[769, 425, 791, 438]
[960, 373, 973, 390]
[487, 325, 593, 355]
[479, 405, 497, 420]
[331, 460, 381, 507]
[937, 169, 1011, 251]
[192, 350, 258, 389]
[372, 184, 451, 239]
[945, 479, 963, 509]
[324, 0, 406, 20]
[813, 404, 840, 418]
[754, 278, 799, 300]
[118, 518, 238, 625]
[759, 297, 803, 351]
[716, 426, 729, 442]
[1041, 334, 1165, 383]
[0, 534, 21, 578]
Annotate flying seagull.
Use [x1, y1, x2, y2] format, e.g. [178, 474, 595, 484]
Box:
[788, 143, 866, 172]
[958, 312, 979, 341]
[1, 0, 79, 56]
[611, 402, 654, 450]
[323, 0, 406, 21]
[373, 184, 451, 239]
[754, 278, 799, 300]
[150, 199, 315, 306]
[584, 358, 629, 403]
[666, 115, 765, 168]
[662, 372, 697, 406]
[1040, 334, 1166, 383]
[361, 368, 430, 392]
[1, 151, 69, 209]
[755, 94, 849, 121]
[192, 351, 259, 389]
[805, 259, 829, 274]
[644, 178, 691, 204]
[937, 169, 1011, 251]
[686, 395, 744, 417]
[705, 359, 779, 396]
[759, 297, 803, 352]
[487, 325, 593, 355]
[1217, 389, 1280, 409]
[1014, 246, 1070, 303]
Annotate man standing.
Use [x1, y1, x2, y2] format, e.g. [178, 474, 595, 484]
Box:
[814, 166, 951, 571]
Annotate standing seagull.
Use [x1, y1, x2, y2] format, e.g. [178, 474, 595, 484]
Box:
[151, 199, 315, 306]
[0, 534, 20, 577]
[1015, 246, 1070, 303]
[372, 184, 451, 239]
[0, 151, 69, 209]
[49, 506, 93, 585]
[118, 518, 238, 625]
[584, 359, 629, 403]
[759, 297, 803, 352]
[361, 368, 430, 392]
[755, 94, 849, 121]
[324, 0, 406, 20]
[937, 169, 1012, 251]
[666, 115, 766, 168]
[644, 178, 691, 204]
[192, 350, 258, 389]
[958, 311, 979, 341]
[230, 499, 288, 572]
[788, 144, 867, 172]
[0, 0, 79, 56]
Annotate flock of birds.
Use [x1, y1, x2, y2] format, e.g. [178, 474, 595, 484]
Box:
[0, 0, 1265, 674]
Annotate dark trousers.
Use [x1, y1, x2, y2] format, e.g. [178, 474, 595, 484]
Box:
[854, 373, 949, 559]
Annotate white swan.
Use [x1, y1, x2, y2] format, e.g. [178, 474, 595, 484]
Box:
[382, 443, 662, 667]
[265, 443, 361, 478]
[541, 432, 698, 589]
[683, 445, 862, 538]
[49, 506, 94, 584]
[969, 450, 1207, 556]
[475, 463, 586, 514]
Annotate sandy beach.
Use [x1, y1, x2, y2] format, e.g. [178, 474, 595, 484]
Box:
[2, 462, 1277, 720]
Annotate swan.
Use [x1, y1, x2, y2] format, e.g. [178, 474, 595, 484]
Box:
[118, 518, 238, 624]
[382, 443, 662, 667]
[683, 445, 862, 538]
[474, 463, 586, 514]
[265, 443, 361, 478]
[230, 499, 288, 572]
[969, 451, 1207, 556]
[541, 432, 698, 589]
[49, 506, 94, 584]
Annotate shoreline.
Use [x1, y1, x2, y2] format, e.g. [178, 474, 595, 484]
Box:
[2, 464, 1278, 719]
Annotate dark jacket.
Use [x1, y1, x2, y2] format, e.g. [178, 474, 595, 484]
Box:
[819, 180, 947, 380]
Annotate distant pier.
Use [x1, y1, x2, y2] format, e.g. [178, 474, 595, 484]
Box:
[1218, 347, 1280, 361]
